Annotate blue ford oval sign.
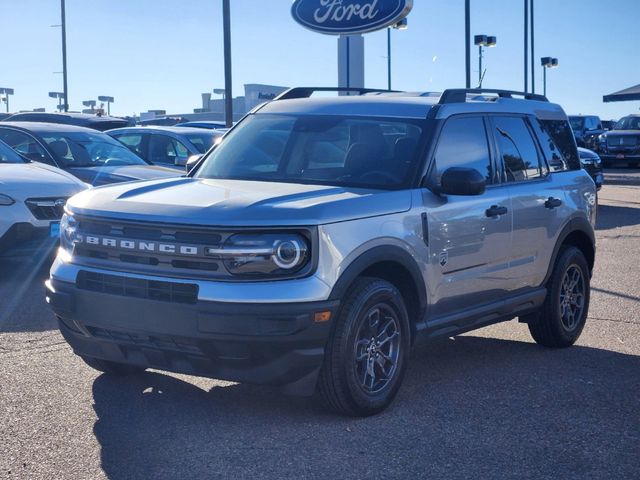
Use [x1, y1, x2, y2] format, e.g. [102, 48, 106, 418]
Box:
[291, 0, 413, 35]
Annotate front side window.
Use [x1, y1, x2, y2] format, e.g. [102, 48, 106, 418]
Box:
[0, 129, 53, 165]
[196, 114, 424, 189]
[569, 116, 585, 132]
[40, 131, 147, 168]
[432, 116, 493, 184]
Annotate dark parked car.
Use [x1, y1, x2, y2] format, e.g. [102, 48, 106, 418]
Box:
[2, 112, 131, 131]
[107, 126, 223, 169]
[596, 114, 640, 167]
[578, 147, 603, 190]
[0, 122, 178, 185]
[569, 115, 604, 149]
[601, 119, 616, 131]
[174, 121, 227, 130]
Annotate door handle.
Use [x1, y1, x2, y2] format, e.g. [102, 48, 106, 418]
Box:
[485, 205, 508, 217]
[545, 197, 562, 209]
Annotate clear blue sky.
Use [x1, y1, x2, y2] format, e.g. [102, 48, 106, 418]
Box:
[3, 0, 639, 119]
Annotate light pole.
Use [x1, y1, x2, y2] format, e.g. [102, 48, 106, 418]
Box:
[540, 57, 558, 96]
[0, 88, 14, 113]
[222, 0, 233, 128]
[98, 96, 114, 115]
[474, 35, 497, 88]
[48, 91, 65, 111]
[387, 18, 408, 91]
[50, 0, 69, 111]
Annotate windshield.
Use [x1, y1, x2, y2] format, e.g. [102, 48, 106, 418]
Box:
[613, 116, 640, 130]
[41, 131, 148, 168]
[0, 140, 26, 164]
[568, 116, 585, 131]
[185, 132, 216, 154]
[195, 114, 424, 189]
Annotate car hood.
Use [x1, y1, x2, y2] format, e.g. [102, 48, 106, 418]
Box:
[66, 178, 412, 226]
[0, 162, 87, 201]
[66, 165, 179, 186]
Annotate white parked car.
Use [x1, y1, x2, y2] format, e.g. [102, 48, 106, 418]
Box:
[0, 139, 87, 256]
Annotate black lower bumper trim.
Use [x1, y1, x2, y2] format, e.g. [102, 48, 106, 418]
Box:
[47, 278, 339, 395]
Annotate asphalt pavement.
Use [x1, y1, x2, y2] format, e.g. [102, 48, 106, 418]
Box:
[1, 168, 639, 479]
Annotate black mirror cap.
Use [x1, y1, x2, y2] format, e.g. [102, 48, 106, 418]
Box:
[185, 154, 202, 173]
[440, 167, 486, 196]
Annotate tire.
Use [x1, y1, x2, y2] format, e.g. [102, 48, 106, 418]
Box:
[527, 246, 590, 348]
[317, 277, 410, 416]
[80, 356, 146, 375]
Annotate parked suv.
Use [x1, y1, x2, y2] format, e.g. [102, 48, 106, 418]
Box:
[569, 115, 604, 149]
[596, 114, 640, 167]
[46, 88, 596, 416]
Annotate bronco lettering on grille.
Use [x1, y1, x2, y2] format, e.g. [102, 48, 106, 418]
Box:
[76, 235, 200, 256]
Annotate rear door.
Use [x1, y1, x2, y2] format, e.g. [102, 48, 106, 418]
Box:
[489, 115, 568, 290]
[425, 115, 513, 318]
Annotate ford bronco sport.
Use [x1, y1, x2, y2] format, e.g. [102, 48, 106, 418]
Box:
[46, 87, 597, 416]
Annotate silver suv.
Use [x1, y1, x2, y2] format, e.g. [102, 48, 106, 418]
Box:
[46, 88, 597, 416]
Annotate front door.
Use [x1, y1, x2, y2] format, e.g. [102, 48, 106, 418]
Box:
[424, 115, 513, 319]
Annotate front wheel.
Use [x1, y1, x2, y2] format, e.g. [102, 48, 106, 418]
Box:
[527, 247, 590, 347]
[317, 278, 410, 416]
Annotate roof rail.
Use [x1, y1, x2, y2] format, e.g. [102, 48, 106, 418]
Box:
[439, 88, 548, 104]
[274, 87, 397, 101]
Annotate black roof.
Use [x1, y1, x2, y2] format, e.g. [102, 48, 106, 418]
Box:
[0, 121, 112, 134]
[603, 84, 640, 103]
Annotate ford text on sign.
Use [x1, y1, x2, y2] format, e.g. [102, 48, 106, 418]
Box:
[291, 0, 413, 35]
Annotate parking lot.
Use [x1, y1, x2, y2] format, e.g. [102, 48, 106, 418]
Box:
[1, 169, 638, 480]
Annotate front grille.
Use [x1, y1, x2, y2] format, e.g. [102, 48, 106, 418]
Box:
[77, 270, 199, 304]
[25, 197, 67, 220]
[607, 136, 638, 147]
[73, 218, 232, 278]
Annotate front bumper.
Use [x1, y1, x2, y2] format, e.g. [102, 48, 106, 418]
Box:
[600, 153, 640, 164]
[46, 262, 339, 395]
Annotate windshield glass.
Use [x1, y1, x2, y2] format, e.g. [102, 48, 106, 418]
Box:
[568, 116, 585, 131]
[613, 116, 640, 130]
[195, 114, 424, 189]
[185, 132, 216, 154]
[0, 140, 26, 164]
[41, 131, 148, 168]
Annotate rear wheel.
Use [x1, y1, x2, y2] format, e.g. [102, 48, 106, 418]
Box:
[81, 356, 146, 375]
[317, 277, 410, 416]
[527, 247, 590, 347]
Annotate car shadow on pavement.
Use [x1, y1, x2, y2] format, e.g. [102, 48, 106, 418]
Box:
[91, 335, 640, 479]
[0, 252, 57, 333]
[596, 204, 640, 230]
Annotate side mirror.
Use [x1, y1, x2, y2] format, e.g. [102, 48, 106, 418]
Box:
[185, 154, 202, 172]
[440, 167, 486, 196]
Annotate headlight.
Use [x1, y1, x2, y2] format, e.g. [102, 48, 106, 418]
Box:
[59, 213, 78, 252]
[206, 233, 310, 277]
[0, 194, 15, 206]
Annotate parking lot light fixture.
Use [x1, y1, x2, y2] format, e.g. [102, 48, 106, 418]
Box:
[541, 57, 559, 96]
[474, 34, 497, 88]
[0, 88, 14, 113]
[48, 91, 65, 111]
[98, 96, 114, 115]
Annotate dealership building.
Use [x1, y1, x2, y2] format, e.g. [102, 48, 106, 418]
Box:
[139, 83, 288, 123]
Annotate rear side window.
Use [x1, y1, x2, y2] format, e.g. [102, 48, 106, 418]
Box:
[432, 116, 493, 184]
[492, 116, 544, 182]
[532, 118, 580, 171]
[114, 134, 145, 157]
